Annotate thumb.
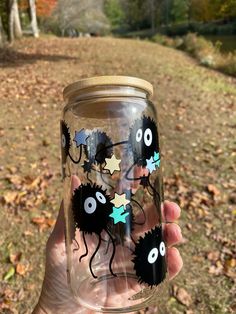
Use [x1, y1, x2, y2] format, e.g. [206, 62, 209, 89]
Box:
[49, 175, 81, 245]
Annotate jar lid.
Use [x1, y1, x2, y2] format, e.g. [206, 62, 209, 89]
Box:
[63, 76, 153, 101]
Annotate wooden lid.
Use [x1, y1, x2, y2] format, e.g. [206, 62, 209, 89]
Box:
[63, 76, 153, 100]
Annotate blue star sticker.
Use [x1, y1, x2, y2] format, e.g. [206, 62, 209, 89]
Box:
[153, 151, 161, 168]
[109, 206, 129, 224]
[146, 156, 156, 173]
[73, 129, 89, 147]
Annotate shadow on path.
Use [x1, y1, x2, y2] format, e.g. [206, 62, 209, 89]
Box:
[0, 47, 77, 68]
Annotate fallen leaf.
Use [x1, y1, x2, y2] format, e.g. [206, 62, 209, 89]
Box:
[16, 263, 27, 276]
[46, 218, 56, 227]
[225, 258, 236, 269]
[31, 216, 56, 232]
[209, 262, 223, 275]
[31, 217, 45, 225]
[207, 251, 220, 262]
[174, 287, 192, 307]
[3, 266, 15, 281]
[9, 252, 22, 265]
[5, 175, 22, 187]
[23, 230, 34, 236]
[207, 184, 220, 196]
[224, 268, 236, 280]
[175, 124, 184, 131]
[2, 191, 18, 204]
[6, 166, 17, 174]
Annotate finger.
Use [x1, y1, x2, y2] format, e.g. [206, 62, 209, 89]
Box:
[71, 175, 81, 192]
[130, 165, 149, 191]
[163, 201, 181, 222]
[167, 247, 183, 280]
[116, 165, 148, 193]
[50, 175, 81, 244]
[133, 203, 159, 236]
[47, 201, 65, 248]
[164, 223, 182, 247]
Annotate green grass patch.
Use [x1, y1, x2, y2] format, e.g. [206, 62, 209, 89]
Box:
[152, 33, 236, 78]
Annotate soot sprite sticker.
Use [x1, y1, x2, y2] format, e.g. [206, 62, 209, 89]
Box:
[60, 120, 89, 169]
[72, 183, 116, 278]
[128, 116, 159, 167]
[61, 120, 71, 165]
[84, 130, 113, 166]
[132, 225, 167, 287]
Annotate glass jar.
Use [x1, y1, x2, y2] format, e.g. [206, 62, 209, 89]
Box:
[61, 76, 167, 313]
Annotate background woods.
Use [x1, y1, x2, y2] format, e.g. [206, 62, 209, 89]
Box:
[0, 0, 236, 43]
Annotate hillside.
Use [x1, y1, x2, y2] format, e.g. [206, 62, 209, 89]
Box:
[0, 36, 235, 313]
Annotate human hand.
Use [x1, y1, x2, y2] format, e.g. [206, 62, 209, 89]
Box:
[33, 200, 182, 314]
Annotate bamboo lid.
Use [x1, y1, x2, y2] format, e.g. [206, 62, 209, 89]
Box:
[63, 76, 153, 101]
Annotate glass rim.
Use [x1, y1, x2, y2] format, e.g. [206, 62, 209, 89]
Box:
[63, 76, 154, 101]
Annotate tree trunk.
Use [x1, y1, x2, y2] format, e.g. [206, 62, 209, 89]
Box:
[0, 16, 5, 47]
[8, 0, 14, 42]
[8, 0, 22, 42]
[28, 0, 39, 38]
[13, 0, 22, 38]
[150, 0, 155, 34]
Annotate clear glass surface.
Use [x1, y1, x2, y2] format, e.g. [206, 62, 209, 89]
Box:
[61, 87, 167, 313]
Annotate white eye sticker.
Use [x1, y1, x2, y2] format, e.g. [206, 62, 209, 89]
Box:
[159, 241, 165, 257]
[147, 247, 158, 264]
[95, 191, 106, 204]
[136, 128, 143, 142]
[144, 128, 153, 146]
[62, 134, 66, 148]
[84, 197, 97, 214]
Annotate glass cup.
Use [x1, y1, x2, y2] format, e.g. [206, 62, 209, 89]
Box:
[61, 76, 167, 313]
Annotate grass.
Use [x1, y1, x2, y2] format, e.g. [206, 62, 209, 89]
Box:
[0, 36, 235, 313]
[152, 32, 236, 78]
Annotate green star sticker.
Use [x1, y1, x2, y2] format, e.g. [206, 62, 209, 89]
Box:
[109, 206, 129, 224]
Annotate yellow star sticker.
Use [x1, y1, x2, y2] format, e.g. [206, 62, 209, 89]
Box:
[104, 154, 121, 175]
[111, 193, 130, 208]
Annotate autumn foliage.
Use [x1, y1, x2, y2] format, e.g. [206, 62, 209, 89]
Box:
[19, 0, 57, 17]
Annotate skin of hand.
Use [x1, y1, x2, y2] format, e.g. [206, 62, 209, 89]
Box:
[33, 173, 183, 313]
[33, 199, 183, 314]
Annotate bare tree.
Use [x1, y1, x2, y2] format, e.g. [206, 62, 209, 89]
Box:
[0, 16, 5, 47]
[53, 0, 109, 36]
[8, 0, 22, 42]
[28, 0, 39, 37]
[13, 0, 22, 38]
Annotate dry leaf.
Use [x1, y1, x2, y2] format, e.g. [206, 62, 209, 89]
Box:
[225, 258, 236, 268]
[2, 191, 18, 204]
[209, 263, 223, 275]
[207, 251, 220, 262]
[9, 252, 22, 265]
[31, 216, 56, 232]
[46, 218, 56, 227]
[174, 287, 192, 307]
[3, 266, 15, 281]
[175, 124, 184, 131]
[31, 217, 45, 225]
[6, 175, 22, 186]
[16, 263, 27, 276]
[207, 184, 220, 196]
[23, 230, 34, 236]
[224, 268, 236, 280]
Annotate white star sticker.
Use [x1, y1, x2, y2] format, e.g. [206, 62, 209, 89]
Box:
[111, 193, 130, 208]
[104, 154, 121, 175]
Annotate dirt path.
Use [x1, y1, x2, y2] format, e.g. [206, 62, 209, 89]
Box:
[0, 37, 235, 313]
